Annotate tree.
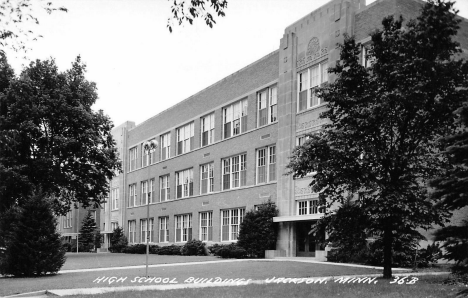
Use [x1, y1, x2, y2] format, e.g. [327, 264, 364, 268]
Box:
[237, 200, 278, 258]
[0, 190, 66, 276]
[167, 0, 227, 32]
[79, 212, 96, 251]
[0, 0, 67, 55]
[314, 199, 371, 264]
[430, 102, 468, 274]
[109, 226, 128, 253]
[0, 55, 120, 215]
[287, 0, 468, 278]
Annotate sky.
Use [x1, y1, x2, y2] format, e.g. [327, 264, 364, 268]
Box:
[4, 0, 468, 127]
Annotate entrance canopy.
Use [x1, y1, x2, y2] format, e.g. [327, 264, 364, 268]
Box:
[273, 214, 323, 222]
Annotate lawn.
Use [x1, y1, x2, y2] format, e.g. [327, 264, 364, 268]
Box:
[62, 253, 219, 270]
[0, 259, 383, 297]
[65, 275, 467, 298]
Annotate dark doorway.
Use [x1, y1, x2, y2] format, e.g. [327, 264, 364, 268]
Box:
[296, 221, 316, 257]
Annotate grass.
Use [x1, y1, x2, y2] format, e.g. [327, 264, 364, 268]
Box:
[65, 275, 467, 298]
[0, 259, 382, 297]
[62, 253, 219, 270]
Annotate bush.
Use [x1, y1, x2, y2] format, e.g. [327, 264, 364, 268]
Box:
[122, 244, 149, 254]
[70, 239, 89, 252]
[109, 226, 128, 253]
[0, 192, 66, 276]
[181, 239, 207, 256]
[61, 239, 72, 252]
[416, 243, 441, 268]
[237, 200, 278, 258]
[157, 245, 182, 255]
[208, 243, 246, 259]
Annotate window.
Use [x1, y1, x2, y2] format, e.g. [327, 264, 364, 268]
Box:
[223, 99, 248, 139]
[111, 188, 119, 210]
[63, 211, 72, 228]
[176, 169, 193, 199]
[140, 218, 154, 243]
[222, 154, 247, 190]
[257, 85, 278, 127]
[128, 184, 137, 207]
[149, 179, 155, 203]
[140, 181, 149, 205]
[361, 45, 375, 68]
[111, 222, 119, 231]
[298, 60, 328, 112]
[159, 175, 170, 202]
[160, 133, 171, 161]
[298, 71, 308, 112]
[177, 122, 194, 155]
[200, 163, 214, 194]
[200, 211, 213, 241]
[129, 147, 137, 171]
[201, 114, 215, 147]
[297, 200, 325, 215]
[269, 86, 277, 123]
[175, 214, 192, 242]
[256, 145, 276, 183]
[128, 220, 136, 244]
[297, 135, 310, 146]
[221, 208, 245, 241]
[159, 217, 169, 243]
[142, 140, 156, 167]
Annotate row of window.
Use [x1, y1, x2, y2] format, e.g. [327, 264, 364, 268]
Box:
[127, 208, 245, 244]
[129, 85, 278, 172]
[126, 147, 276, 208]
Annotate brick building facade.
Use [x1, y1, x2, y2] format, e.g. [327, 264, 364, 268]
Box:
[99, 0, 468, 258]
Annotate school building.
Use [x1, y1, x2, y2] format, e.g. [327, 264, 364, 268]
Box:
[96, 0, 468, 258]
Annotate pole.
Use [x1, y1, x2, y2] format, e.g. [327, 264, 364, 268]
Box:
[77, 207, 79, 253]
[144, 140, 157, 278]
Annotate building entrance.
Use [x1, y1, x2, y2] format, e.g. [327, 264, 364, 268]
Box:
[296, 221, 316, 257]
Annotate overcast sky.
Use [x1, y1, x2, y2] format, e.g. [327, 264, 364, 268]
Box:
[4, 0, 468, 127]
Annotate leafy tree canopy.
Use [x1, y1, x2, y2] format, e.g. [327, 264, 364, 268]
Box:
[0, 55, 120, 215]
[167, 0, 227, 32]
[287, 0, 468, 278]
[0, 0, 67, 55]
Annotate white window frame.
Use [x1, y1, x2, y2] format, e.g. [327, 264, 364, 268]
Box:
[159, 175, 170, 202]
[223, 99, 248, 139]
[257, 85, 277, 127]
[160, 132, 171, 161]
[297, 60, 328, 112]
[221, 208, 245, 242]
[176, 122, 194, 155]
[129, 147, 137, 171]
[200, 163, 214, 194]
[176, 168, 193, 199]
[128, 220, 136, 244]
[111, 222, 119, 231]
[142, 140, 156, 167]
[201, 113, 215, 147]
[222, 154, 247, 190]
[64, 211, 72, 228]
[140, 218, 154, 243]
[111, 188, 119, 210]
[175, 214, 192, 243]
[128, 184, 137, 207]
[199, 211, 213, 242]
[141, 180, 148, 205]
[256, 145, 276, 184]
[159, 217, 169, 243]
[297, 200, 325, 215]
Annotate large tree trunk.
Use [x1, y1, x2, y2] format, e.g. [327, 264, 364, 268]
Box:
[383, 226, 393, 278]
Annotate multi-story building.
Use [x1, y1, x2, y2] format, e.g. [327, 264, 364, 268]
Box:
[100, 0, 468, 258]
[57, 205, 100, 247]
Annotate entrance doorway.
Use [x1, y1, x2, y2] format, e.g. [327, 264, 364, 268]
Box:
[296, 221, 316, 257]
